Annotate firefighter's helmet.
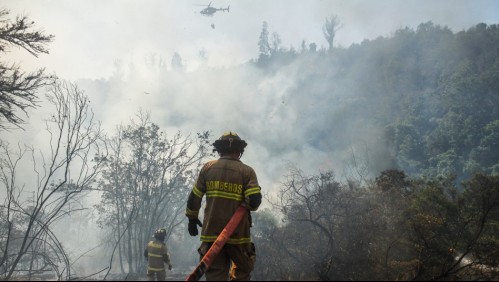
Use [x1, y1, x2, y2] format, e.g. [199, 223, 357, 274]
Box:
[154, 228, 166, 240]
[213, 131, 247, 154]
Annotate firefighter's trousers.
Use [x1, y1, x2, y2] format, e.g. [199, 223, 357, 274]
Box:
[198, 242, 256, 281]
[147, 270, 166, 281]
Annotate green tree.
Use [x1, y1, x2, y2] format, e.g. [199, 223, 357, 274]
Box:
[367, 170, 418, 280]
[251, 209, 291, 281]
[470, 120, 499, 174]
[462, 174, 499, 275]
[404, 173, 499, 280]
[0, 8, 54, 129]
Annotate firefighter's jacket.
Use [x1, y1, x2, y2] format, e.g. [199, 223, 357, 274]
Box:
[186, 156, 262, 244]
[144, 239, 171, 272]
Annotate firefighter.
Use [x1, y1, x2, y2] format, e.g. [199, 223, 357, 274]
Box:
[186, 131, 262, 281]
[144, 228, 173, 281]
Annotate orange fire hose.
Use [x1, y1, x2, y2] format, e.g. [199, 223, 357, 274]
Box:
[185, 204, 247, 281]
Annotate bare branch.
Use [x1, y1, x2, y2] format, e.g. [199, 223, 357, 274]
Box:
[1, 79, 106, 280]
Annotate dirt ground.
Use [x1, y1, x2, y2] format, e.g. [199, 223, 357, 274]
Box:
[8, 272, 190, 281]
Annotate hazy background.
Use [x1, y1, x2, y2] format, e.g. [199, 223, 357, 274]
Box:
[5, 0, 499, 80]
[5, 0, 499, 189]
[2, 0, 499, 278]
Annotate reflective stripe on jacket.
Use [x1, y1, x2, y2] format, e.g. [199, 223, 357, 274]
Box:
[145, 239, 170, 271]
[186, 156, 261, 244]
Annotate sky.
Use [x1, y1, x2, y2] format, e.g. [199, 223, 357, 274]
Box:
[5, 0, 499, 80]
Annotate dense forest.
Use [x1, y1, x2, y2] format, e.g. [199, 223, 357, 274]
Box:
[247, 21, 499, 281]
[1, 6, 498, 281]
[254, 21, 499, 182]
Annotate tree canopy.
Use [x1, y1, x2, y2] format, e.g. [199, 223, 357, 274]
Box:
[0, 8, 54, 129]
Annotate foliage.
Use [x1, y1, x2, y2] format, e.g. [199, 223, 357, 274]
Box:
[253, 21, 499, 182]
[0, 8, 54, 129]
[255, 168, 499, 280]
[95, 112, 210, 274]
[0, 80, 106, 280]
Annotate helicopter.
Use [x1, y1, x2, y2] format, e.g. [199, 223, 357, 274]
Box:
[196, 2, 230, 16]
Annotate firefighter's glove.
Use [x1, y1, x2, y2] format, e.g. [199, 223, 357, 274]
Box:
[245, 194, 262, 211]
[168, 264, 173, 271]
[188, 218, 202, 236]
